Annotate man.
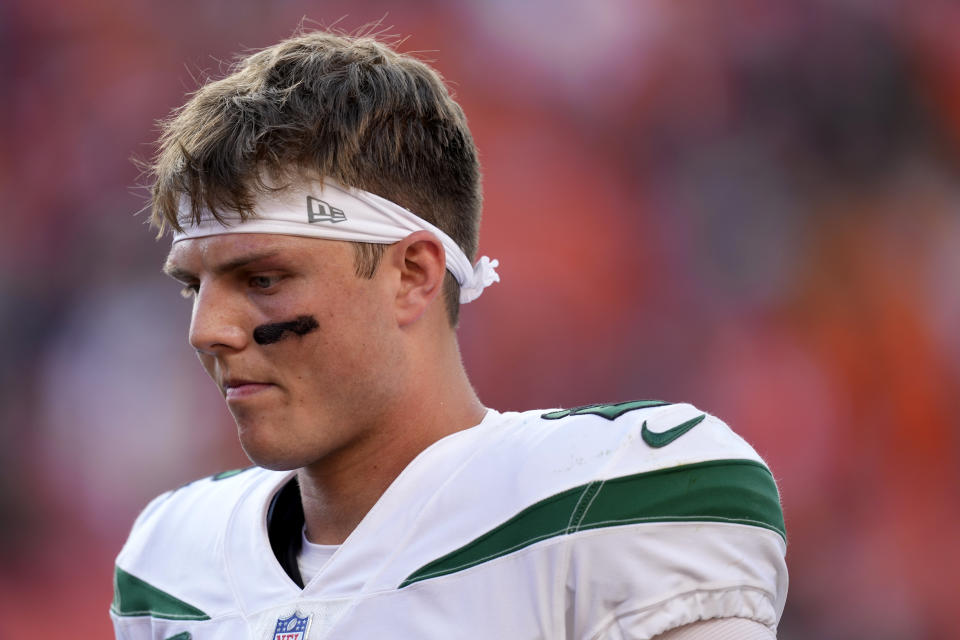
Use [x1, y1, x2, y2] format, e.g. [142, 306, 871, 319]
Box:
[111, 31, 787, 639]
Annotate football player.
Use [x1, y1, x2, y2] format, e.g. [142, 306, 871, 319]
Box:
[111, 31, 787, 640]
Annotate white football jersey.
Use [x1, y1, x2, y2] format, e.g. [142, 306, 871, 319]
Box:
[111, 402, 788, 640]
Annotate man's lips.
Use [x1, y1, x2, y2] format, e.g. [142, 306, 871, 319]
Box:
[222, 379, 275, 399]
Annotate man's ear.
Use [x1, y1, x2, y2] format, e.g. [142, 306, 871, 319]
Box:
[390, 230, 446, 327]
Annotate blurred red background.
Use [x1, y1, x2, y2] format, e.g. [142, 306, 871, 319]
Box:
[2, 1, 959, 638]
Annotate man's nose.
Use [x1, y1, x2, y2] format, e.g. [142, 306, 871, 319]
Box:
[188, 284, 248, 354]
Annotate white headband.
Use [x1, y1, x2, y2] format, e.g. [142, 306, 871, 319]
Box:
[172, 180, 499, 303]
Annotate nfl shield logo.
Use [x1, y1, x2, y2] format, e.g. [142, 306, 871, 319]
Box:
[273, 612, 311, 640]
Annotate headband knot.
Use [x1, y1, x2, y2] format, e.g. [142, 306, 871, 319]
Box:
[460, 257, 501, 304]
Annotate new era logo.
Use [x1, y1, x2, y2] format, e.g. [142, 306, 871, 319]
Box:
[306, 196, 346, 223]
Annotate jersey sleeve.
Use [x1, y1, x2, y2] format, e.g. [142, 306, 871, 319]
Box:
[652, 617, 776, 640]
[558, 403, 788, 639]
[109, 468, 271, 640]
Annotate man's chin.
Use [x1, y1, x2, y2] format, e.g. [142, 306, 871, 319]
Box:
[238, 437, 311, 471]
[245, 456, 303, 472]
[235, 423, 313, 471]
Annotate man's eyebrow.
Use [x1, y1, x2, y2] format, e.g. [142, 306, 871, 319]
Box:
[162, 250, 283, 281]
[163, 264, 195, 282]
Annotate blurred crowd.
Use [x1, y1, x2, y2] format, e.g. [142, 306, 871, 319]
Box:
[1, 1, 958, 638]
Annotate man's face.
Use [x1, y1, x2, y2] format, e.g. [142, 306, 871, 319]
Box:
[164, 233, 404, 470]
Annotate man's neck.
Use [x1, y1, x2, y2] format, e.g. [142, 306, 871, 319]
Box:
[296, 340, 485, 545]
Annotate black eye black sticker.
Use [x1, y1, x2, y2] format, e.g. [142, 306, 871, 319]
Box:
[253, 315, 320, 345]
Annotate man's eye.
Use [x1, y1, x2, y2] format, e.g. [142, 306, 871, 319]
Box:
[249, 275, 280, 290]
[179, 283, 199, 299]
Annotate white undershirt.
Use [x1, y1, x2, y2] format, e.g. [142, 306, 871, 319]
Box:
[297, 526, 340, 586]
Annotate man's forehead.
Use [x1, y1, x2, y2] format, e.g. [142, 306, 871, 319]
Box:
[163, 233, 346, 277]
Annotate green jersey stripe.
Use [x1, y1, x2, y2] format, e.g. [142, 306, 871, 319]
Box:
[112, 566, 211, 620]
[541, 400, 671, 421]
[400, 459, 784, 588]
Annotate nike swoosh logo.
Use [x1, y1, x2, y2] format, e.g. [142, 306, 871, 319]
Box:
[164, 633, 191, 640]
[641, 414, 706, 448]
